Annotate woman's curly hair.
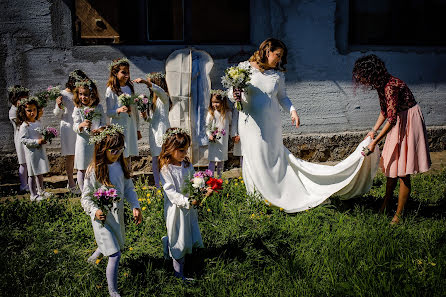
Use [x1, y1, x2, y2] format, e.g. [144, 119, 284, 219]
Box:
[352, 54, 390, 89]
[249, 38, 288, 72]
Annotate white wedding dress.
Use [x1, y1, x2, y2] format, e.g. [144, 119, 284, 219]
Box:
[234, 61, 380, 213]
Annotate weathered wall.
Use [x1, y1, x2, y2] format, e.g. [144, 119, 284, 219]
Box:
[1, 0, 445, 163]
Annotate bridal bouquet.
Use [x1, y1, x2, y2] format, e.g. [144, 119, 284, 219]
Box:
[183, 170, 223, 207]
[221, 64, 252, 111]
[35, 86, 62, 108]
[92, 186, 120, 226]
[35, 126, 58, 144]
[83, 107, 101, 133]
[207, 124, 226, 143]
[133, 94, 151, 113]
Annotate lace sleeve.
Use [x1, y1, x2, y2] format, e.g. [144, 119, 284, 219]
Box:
[384, 84, 399, 126]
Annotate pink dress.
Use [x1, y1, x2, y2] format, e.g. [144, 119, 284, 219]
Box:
[377, 76, 431, 178]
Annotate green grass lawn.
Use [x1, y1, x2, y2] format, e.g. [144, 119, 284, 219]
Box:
[0, 170, 445, 297]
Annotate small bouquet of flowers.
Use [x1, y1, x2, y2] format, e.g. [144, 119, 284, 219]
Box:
[118, 93, 134, 117]
[35, 126, 58, 144]
[83, 107, 101, 133]
[221, 64, 252, 111]
[183, 170, 223, 207]
[35, 86, 62, 108]
[207, 124, 226, 143]
[133, 93, 151, 113]
[92, 186, 120, 226]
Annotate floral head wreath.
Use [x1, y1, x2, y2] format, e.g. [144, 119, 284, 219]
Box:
[8, 86, 30, 94]
[18, 96, 39, 107]
[146, 72, 166, 80]
[69, 69, 85, 82]
[88, 124, 124, 145]
[75, 78, 97, 91]
[162, 128, 190, 145]
[210, 89, 227, 97]
[108, 58, 130, 71]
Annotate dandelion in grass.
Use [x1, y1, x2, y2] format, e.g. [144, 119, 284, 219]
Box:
[53, 249, 59, 254]
[129, 247, 133, 251]
[147, 199, 151, 204]
[95, 258, 101, 265]
[146, 193, 150, 197]
[279, 208, 284, 211]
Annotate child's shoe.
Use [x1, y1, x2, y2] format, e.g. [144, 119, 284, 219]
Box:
[67, 184, 81, 195]
[35, 195, 46, 202]
[109, 290, 121, 297]
[38, 191, 53, 199]
[30, 194, 39, 202]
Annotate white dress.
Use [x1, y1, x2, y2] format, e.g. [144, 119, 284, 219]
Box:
[230, 108, 242, 156]
[206, 110, 232, 162]
[9, 105, 26, 164]
[81, 162, 140, 257]
[106, 86, 140, 158]
[234, 61, 380, 213]
[19, 121, 50, 176]
[53, 90, 77, 156]
[160, 162, 203, 259]
[146, 83, 170, 157]
[72, 104, 106, 170]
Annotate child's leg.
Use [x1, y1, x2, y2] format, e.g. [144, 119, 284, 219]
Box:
[208, 161, 215, 175]
[106, 251, 121, 295]
[392, 175, 411, 224]
[216, 161, 224, 177]
[28, 176, 38, 199]
[65, 155, 76, 188]
[172, 257, 185, 278]
[77, 169, 86, 193]
[380, 177, 397, 213]
[152, 156, 160, 188]
[240, 156, 243, 169]
[36, 175, 44, 193]
[19, 164, 28, 190]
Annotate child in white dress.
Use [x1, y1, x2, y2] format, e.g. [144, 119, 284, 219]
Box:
[54, 69, 89, 192]
[159, 128, 206, 280]
[8, 85, 30, 192]
[133, 72, 171, 188]
[106, 58, 141, 165]
[72, 79, 106, 193]
[206, 90, 232, 177]
[81, 125, 142, 297]
[17, 97, 51, 201]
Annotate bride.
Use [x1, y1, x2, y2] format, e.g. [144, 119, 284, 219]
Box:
[231, 38, 379, 213]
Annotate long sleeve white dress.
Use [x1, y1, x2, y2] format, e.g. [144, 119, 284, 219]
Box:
[233, 61, 380, 213]
[81, 162, 140, 257]
[146, 83, 170, 157]
[106, 86, 139, 158]
[19, 121, 50, 176]
[72, 104, 106, 170]
[206, 110, 232, 162]
[9, 105, 26, 164]
[53, 90, 76, 156]
[160, 162, 203, 259]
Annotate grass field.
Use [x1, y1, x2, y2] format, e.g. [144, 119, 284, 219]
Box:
[0, 170, 445, 297]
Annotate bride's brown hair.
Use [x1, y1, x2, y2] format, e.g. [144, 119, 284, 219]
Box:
[249, 38, 288, 72]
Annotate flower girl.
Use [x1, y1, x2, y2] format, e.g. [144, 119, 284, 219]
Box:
[72, 79, 106, 193]
[17, 97, 51, 201]
[206, 90, 232, 177]
[81, 124, 142, 297]
[133, 72, 170, 188]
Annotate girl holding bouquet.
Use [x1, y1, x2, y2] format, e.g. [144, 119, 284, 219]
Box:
[353, 55, 431, 224]
[205, 90, 232, 177]
[72, 79, 106, 193]
[105, 58, 141, 166]
[133, 72, 171, 188]
[159, 128, 209, 280]
[53, 69, 89, 193]
[17, 96, 51, 201]
[81, 125, 142, 297]
[8, 85, 30, 192]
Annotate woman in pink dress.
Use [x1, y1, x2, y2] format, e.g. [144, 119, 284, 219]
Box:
[353, 54, 431, 224]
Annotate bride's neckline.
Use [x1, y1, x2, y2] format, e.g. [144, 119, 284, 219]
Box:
[249, 61, 276, 74]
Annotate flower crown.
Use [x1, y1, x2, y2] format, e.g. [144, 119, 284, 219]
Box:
[8, 86, 30, 94]
[108, 58, 130, 71]
[68, 69, 85, 82]
[146, 72, 165, 80]
[18, 96, 39, 107]
[162, 128, 190, 145]
[88, 124, 124, 145]
[210, 89, 227, 97]
[75, 78, 97, 90]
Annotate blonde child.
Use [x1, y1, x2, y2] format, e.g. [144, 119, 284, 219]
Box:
[72, 79, 106, 193]
[54, 69, 89, 193]
[159, 128, 208, 280]
[81, 125, 142, 297]
[133, 72, 171, 188]
[17, 97, 51, 201]
[105, 58, 141, 166]
[8, 85, 30, 192]
[206, 90, 232, 177]
[353, 55, 431, 224]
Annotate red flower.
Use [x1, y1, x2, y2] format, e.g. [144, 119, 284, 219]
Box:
[206, 178, 223, 192]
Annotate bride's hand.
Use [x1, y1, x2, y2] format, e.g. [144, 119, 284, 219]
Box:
[291, 110, 300, 128]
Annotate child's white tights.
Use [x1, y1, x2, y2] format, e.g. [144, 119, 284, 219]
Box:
[152, 156, 160, 188]
[77, 170, 86, 193]
[19, 164, 28, 190]
[172, 257, 185, 278]
[28, 175, 43, 198]
[209, 161, 224, 177]
[107, 251, 121, 296]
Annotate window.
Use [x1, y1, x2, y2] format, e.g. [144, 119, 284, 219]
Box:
[74, 0, 250, 45]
